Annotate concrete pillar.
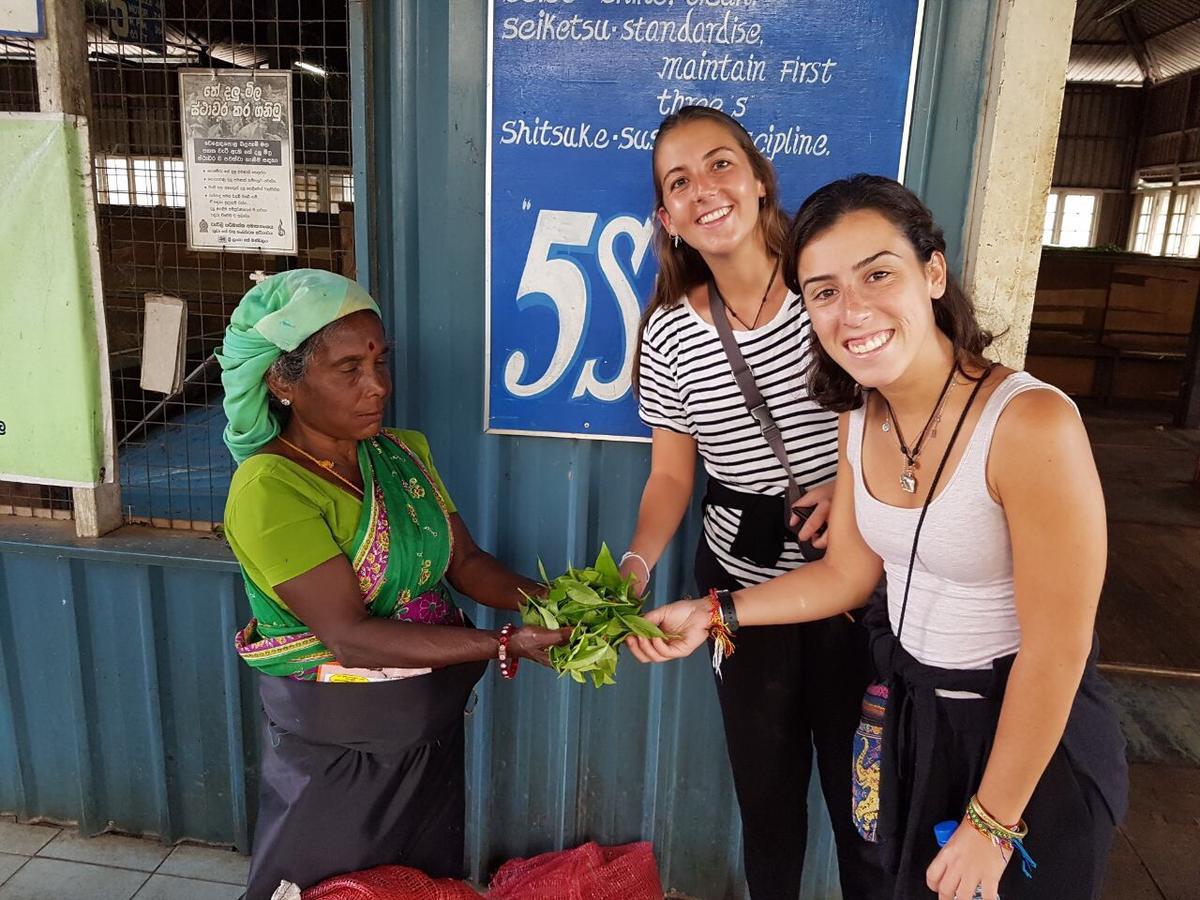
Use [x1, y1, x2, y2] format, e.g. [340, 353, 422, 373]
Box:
[961, 0, 1076, 367]
[35, 0, 92, 118]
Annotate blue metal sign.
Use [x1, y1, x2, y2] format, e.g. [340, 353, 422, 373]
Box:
[107, 0, 163, 48]
[487, 0, 924, 439]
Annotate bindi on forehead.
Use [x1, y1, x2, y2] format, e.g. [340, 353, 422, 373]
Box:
[368, 341, 375, 352]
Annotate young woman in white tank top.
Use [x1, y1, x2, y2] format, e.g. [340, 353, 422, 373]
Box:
[629, 176, 1128, 900]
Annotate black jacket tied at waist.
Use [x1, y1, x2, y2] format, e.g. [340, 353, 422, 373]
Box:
[862, 600, 1128, 891]
[703, 479, 792, 568]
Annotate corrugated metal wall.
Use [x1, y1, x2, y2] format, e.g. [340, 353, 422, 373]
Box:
[1053, 84, 1143, 246]
[0, 1, 997, 897]
[1055, 86, 1141, 190]
[358, 1, 996, 897]
[1140, 73, 1200, 171]
[0, 521, 258, 850]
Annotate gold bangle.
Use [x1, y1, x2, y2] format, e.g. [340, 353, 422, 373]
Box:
[968, 794, 1028, 842]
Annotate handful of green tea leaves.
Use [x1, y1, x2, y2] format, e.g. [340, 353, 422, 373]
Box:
[520, 544, 665, 687]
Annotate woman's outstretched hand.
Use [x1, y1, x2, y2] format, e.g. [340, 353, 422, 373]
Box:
[626, 597, 711, 663]
[507, 625, 572, 668]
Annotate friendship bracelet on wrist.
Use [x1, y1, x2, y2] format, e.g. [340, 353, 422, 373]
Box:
[713, 588, 739, 633]
[966, 794, 1036, 878]
[707, 588, 736, 678]
[497, 623, 519, 680]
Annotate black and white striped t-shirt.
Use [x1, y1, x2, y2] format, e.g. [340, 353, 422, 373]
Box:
[638, 292, 839, 585]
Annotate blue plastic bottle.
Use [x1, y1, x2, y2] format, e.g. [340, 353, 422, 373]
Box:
[933, 820, 988, 900]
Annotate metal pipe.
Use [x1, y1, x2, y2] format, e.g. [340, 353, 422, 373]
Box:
[1097, 661, 1200, 680]
[117, 354, 218, 448]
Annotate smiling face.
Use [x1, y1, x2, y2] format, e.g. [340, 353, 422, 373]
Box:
[268, 309, 391, 441]
[797, 209, 948, 390]
[653, 118, 767, 259]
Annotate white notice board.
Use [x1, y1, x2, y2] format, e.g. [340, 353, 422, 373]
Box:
[0, 0, 44, 37]
[179, 70, 297, 255]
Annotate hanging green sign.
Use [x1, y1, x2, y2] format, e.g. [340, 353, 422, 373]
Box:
[0, 114, 115, 487]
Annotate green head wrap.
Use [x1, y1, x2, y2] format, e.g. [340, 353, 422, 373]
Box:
[217, 269, 381, 464]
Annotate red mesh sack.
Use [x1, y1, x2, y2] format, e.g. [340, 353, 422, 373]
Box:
[486, 841, 662, 900]
[300, 865, 483, 900]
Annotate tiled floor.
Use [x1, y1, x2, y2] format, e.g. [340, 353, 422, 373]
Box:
[1086, 412, 1200, 900]
[0, 820, 247, 900]
[1102, 763, 1200, 899]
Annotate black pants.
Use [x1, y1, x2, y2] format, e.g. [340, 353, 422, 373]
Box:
[868, 614, 1127, 900]
[696, 538, 891, 900]
[893, 697, 1118, 900]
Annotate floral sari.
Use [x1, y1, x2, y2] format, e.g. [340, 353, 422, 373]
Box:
[234, 430, 460, 680]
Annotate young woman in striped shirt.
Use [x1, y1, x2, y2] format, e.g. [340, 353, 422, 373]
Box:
[619, 106, 887, 899]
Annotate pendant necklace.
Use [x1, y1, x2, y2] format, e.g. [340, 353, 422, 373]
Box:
[722, 257, 779, 330]
[278, 435, 365, 497]
[881, 365, 959, 494]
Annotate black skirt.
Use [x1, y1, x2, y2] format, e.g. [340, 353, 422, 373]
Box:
[865, 601, 1129, 899]
[244, 656, 487, 900]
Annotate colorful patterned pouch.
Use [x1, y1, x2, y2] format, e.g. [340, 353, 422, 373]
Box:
[852, 681, 889, 842]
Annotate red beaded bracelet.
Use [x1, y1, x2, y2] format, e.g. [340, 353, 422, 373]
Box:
[498, 623, 519, 680]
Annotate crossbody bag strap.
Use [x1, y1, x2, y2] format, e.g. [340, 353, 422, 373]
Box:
[891, 367, 994, 655]
[708, 279, 805, 509]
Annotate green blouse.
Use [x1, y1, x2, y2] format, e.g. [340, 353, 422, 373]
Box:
[224, 428, 455, 609]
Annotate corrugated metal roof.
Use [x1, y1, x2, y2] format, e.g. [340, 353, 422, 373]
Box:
[1133, 0, 1200, 38]
[1068, 42, 1146, 84]
[1148, 19, 1200, 82]
[1071, 0, 1200, 85]
[1074, 0, 1127, 43]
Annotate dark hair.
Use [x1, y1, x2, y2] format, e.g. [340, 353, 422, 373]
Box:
[782, 174, 994, 412]
[633, 106, 789, 387]
[266, 316, 355, 386]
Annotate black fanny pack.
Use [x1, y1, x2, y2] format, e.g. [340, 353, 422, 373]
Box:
[703, 479, 795, 569]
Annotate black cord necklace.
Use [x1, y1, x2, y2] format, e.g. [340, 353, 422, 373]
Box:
[722, 257, 780, 330]
[882, 364, 958, 494]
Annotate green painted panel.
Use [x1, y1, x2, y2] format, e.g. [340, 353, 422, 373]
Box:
[0, 113, 109, 487]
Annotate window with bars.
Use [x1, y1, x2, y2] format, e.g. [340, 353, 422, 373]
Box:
[1165, 191, 1190, 257]
[1130, 185, 1200, 258]
[1041, 192, 1058, 245]
[3, 1, 358, 530]
[330, 169, 354, 206]
[292, 167, 356, 214]
[1042, 189, 1100, 248]
[95, 155, 351, 212]
[95, 155, 187, 207]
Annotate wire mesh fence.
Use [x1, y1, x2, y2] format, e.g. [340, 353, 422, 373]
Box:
[2, 1, 356, 530]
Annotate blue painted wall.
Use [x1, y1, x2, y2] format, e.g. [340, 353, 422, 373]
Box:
[0, 2, 996, 898]
[0, 522, 256, 851]
[361, 2, 996, 893]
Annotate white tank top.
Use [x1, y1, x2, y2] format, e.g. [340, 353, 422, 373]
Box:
[848, 372, 1078, 670]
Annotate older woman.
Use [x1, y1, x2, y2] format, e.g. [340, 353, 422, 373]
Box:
[217, 270, 566, 899]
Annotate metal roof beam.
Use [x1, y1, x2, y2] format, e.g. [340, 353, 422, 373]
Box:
[1118, 9, 1161, 82]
